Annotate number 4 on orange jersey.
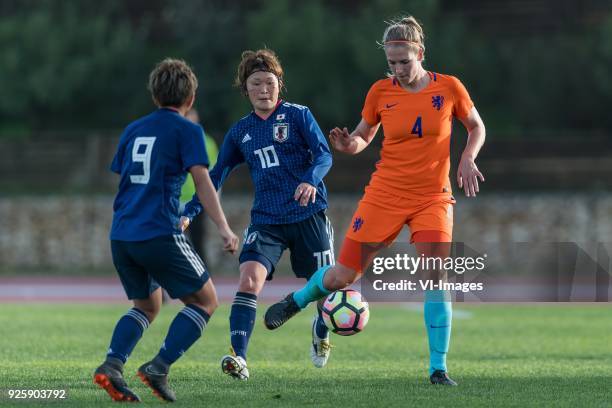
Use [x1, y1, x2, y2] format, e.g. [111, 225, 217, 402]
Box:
[411, 116, 423, 138]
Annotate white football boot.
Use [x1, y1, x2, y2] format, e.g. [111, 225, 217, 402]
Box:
[221, 348, 249, 380]
[310, 315, 331, 368]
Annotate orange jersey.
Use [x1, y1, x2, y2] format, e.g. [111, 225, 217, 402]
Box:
[361, 72, 473, 199]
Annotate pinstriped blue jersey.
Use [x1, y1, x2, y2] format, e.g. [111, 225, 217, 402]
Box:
[110, 108, 209, 241]
[183, 101, 332, 225]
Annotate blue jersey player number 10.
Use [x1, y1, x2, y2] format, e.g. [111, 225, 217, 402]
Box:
[181, 49, 336, 379]
[253, 145, 279, 168]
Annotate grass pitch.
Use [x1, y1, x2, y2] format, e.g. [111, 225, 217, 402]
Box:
[0, 303, 610, 407]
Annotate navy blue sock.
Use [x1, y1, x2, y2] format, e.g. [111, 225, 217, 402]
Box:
[157, 304, 210, 366]
[229, 292, 257, 360]
[315, 305, 329, 339]
[106, 308, 150, 364]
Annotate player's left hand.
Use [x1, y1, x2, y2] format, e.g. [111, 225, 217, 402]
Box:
[457, 154, 485, 197]
[294, 183, 317, 206]
[179, 216, 191, 232]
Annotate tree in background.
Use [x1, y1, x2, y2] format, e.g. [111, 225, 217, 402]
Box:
[1, 0, 611, 138]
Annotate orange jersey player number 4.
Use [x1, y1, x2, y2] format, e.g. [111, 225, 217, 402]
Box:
[361, 72, 474, 200]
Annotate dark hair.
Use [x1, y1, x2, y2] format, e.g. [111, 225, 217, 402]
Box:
[235, 49, 284, 94]
[148, 58, 198, 107]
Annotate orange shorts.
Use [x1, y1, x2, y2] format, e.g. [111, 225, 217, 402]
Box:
[345, 187, 454, 244]
[338, 187, 454, 272]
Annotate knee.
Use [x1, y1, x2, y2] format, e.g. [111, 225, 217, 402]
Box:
[181, 291, 218, 317]
[203, 297, 219, 316]
[424, 268, 447, 282]
[138, 306, 160, 323]
[238, 266, 266, 294]
[238, 276, 263, 294]
[199, 289, 219, 315]
[190, 296, 218, 318]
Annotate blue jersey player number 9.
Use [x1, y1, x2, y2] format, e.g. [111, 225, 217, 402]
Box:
[130, 136, 157, 184]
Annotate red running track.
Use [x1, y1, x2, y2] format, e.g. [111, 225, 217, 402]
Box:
[0, 277, 303, 304]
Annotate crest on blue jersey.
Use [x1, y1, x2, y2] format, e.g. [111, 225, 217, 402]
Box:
[245, 231, 258, 245]
[432, 95, 445, 111]
[273, 123, 289, 143]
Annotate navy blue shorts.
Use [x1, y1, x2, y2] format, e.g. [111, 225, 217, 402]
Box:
[111, 234, 210, 300]
[239, 210, 335, 280]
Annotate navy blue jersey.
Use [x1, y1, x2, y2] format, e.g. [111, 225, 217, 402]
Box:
[183, 101, 332, 225]
[110, 108, 209, 241]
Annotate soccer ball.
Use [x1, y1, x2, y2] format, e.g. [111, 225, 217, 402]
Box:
[321, 289, 369, 336]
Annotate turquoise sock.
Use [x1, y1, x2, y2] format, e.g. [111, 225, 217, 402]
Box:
[293, 265, 332, 309]
[424, 290, 452, 375]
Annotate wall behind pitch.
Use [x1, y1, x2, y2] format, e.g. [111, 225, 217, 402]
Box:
[0, 194, 610, 275]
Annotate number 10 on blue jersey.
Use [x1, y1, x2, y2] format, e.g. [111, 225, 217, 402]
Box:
[254, 145, 279, 169]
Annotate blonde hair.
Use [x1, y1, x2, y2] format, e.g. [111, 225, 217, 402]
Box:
[235, 49, 284, 94]
[380, 16, 425, 54]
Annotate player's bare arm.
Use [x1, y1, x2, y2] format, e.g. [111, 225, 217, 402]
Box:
[457, 106, 486, 197]
[329, 119, 380, 155]
[190, 164, 239, 253]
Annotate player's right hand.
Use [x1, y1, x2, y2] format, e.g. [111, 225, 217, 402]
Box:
[219, 225, 239, 254]
[179, 216, 191, 232]
[329, 127, 355, 152]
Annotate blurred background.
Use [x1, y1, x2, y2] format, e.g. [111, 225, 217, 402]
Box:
[0, 0, 611, 290]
